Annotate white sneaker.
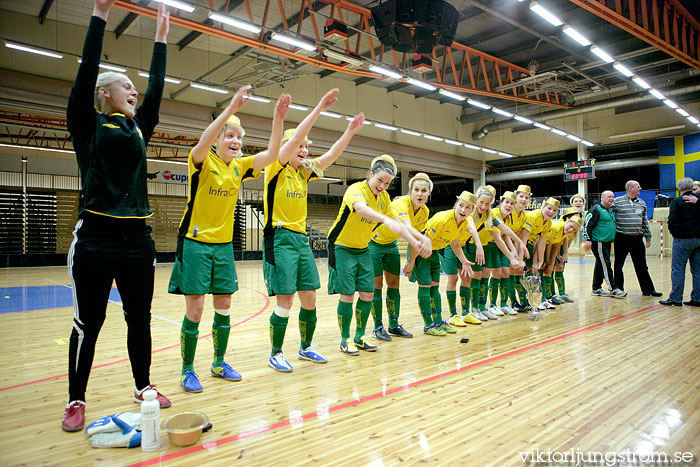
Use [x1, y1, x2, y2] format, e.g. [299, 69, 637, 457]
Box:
[537, 302, 548, 311]
[543, 299, 556, 309]
[482, 308, 499, 319]
[489, 305, 504, 316]
[473, 311, 489, 321]
[501, 305, 518, 315]
[592, 288, 610, 297]
[610, 288, 628, 298]
[559, 293, 574, 303]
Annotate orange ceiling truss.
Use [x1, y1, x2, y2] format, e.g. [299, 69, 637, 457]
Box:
[567, 0, 700, 71]
[114, 1, 568, 108]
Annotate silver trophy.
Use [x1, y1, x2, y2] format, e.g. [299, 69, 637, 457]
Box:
[520, 272, 542, 321]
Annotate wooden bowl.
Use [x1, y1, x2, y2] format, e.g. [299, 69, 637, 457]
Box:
[161, 412, 210, 447]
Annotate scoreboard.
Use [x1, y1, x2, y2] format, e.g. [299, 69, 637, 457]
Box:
[564, 159, 595, 181]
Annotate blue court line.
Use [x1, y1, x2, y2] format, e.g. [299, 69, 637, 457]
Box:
[0, 286, 122, 314]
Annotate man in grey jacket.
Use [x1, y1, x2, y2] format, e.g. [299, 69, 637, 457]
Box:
[611, 180, 662, 297]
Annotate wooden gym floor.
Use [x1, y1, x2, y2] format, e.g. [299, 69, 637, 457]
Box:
[0, 257, 698, 466]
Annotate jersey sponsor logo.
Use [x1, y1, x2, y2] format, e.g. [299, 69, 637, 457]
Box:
[162, 170, 189, 183]
[360, 217, 375, 224]
[286, 189, 306, 199]
[208, 186, 237, 197]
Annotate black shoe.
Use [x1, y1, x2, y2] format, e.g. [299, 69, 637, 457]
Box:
[387, 324, 413, 338]
[643, 291, 663, 297]
[683, 300, 700, 307]
[354, 337, 378, 351]
[659, 299, 682, 307]
[372, 326, 392, 341]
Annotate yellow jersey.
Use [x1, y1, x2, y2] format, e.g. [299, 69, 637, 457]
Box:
[263, 159, 319, 235]
[424, 209, 470, 250]
[372, 195, 429, 244]
[523, 210, 553, 245]
[178, 148, 259, 243]
[328, 181, 397, 249]
[546, 219, 576, 245]
[511, 208, 527, 233]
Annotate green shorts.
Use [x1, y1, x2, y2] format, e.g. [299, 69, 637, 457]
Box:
[498, 250, 511, 268]
[439, 244, 467, 275]
[465, 242, 483, 272]
[409, 252, 441, 286]
[168, 237, 238, 295]
[525, 243, 535, 268]
[328, 244, 374, 295]
[263, 228, 320, 296]
[483, 242, 499, 269]
[369, 240, 401, 277]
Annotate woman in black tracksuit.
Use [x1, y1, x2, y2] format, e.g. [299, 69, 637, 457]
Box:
[62, 0, 171, 432]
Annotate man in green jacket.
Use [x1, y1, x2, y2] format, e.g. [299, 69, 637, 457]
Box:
[583, 191, 627, 298]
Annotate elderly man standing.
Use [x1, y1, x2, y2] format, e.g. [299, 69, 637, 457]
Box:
[611, 180, 662, 296]
[660, 177, 700, 307]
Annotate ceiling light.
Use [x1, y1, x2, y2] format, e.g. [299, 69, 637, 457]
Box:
[613, 62, 634, 77]
[467, 99, 491, 110]
[609, 125, 685, 139]
[424, 134, 443, 141]
[4, 41, 63, 59]
[492, 107, 513, 117]
[551, 128, 567, 136]
[191, 83, 229, 94]
[438, 89, 466, 101]
[566, 134, 582, 142]
[675, 108, 689, 117]
[248, 95, 271, 103]
[689, 116, 700, 124]
[482, 148, 497, 154]
[319, 177, 342, 182]
[270, 32, 316, 52]
[147, 158, 188, 165]
[323, 49, 364, 67]
[632, 76, 651, 89]
[209, 12, 261, 33]
[320, 111, 342, 118]
[498, 152, 513, 157]
[581, 140, 595, 147]
[345, 117, 372, 125]
[374, 123, 397, 131]
[445, 139, 462, 145]
[406, 78, 437, 91]
[154, 0, 195, 13]
[0, 143, 73, 154]
[138, 71, 181, 84]
[464, 143, 482, 151]
[289, 104, 309, 111]
[77, 59, 126, 72]
[400, 129, 422, 136]
[590, 45, 615, 63]
[533, 122, 551, 130]
[649, 89, 665, 100]
[369, 65, 402, 80]
[529, 2, 563, 27]
[662, 99, 678, 109]
[514, 115, 533, 124]
[561, 25, 591, 46]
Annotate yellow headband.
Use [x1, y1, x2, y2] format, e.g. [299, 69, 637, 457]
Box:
[457, 190, 477, 206]
[225, 115, 245, 137]
[282, 128, 311, 144]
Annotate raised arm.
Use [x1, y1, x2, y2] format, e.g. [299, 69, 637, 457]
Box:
[253, 93, 291, 171]
[277, 88, 339, 165]
[190, 85, 251, 165]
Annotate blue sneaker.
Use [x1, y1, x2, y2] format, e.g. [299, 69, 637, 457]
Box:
[268, 352, 293, 372]
[181, 370, 203, 393]
[298, 347, 328, 363]
[211, 361, 242, 381]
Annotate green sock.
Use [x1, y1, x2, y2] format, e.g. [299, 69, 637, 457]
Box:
[544, 276, 554, 298]
[431, 285, 442, 325]
[337, 301, 353, 340]
[471, 278, 481, 311]
[509, 275, 518, 303]
[554, 271, 566, 295]
[460, 285, 471, 315]
[372, 288, 383, 328]
[269, 311, 288, 356]
[354, 299, 372, 340]
[212, 312, 230, 366]
[299, 307, 316, 350]
[180, 316, 199, 373]
[386, 287, 400, 328]
[418, 287, 432, 327]
[446, 290, 457, 316]
[489, 278, 500, 307]
[479, 278, 488, 310]
[515, 275, 529, 305]
[500, 277, 509, 307]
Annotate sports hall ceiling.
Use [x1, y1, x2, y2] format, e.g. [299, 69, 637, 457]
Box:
[1, 0, 699, 173]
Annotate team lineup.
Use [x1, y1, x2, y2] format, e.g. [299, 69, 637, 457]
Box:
[60, 0, 654, 434]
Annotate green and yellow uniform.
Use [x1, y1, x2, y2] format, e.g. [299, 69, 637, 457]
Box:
[522, 210, 553, 268]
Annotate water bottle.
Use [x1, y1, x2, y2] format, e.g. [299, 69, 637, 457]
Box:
[140, 389, 160, 451]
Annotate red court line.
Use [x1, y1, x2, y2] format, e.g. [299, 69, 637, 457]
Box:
[623, 316, 700, 327]
[0, 286, 270, 392]
[129, 304, 661, 467]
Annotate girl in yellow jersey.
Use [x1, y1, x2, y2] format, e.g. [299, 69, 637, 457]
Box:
[369, 173, 433, 340]
[169, 86, 289, 392]
[552, 194, 585, 302]
[410, 191, 477, 336]
[328, 155, 431, 355]
[263, 89, 367, 372]
[510, 185, 533, 312]
[542, 208, 583, 304]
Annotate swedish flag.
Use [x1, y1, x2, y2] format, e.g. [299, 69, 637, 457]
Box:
[658, 132, 700, 192]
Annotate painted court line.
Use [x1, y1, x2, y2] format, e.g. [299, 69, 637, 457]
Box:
[622, 316, 700, 327]
[128, 304, 662, 467]
[0, 286, 270, 393]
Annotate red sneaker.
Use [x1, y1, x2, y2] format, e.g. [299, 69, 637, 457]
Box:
[134, 385, 172, 408]
[62, 400, 85, 432]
